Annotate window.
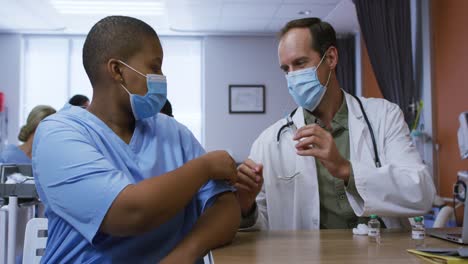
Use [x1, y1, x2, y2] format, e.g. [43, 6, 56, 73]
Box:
[22, 36, 93, 123]
[22, 37, 71, 121]
[160, 37, 202, 143]
[21, 36, 203, 143]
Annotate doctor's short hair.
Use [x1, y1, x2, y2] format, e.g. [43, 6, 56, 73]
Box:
[279, 17, 337, 57]
[82, 15, 159, 86]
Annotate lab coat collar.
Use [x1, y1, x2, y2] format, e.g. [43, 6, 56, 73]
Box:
[344, 91, 364, 120]
[344, 91, 371, 160]
[292, 106, 306, 130]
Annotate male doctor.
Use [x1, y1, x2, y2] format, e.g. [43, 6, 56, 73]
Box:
[236, 17, 436, 230]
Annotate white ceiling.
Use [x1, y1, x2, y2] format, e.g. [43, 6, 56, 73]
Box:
[0, 0, 360, 35]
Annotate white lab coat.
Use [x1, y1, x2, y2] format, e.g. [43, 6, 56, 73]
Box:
[246, 92, 436, 230]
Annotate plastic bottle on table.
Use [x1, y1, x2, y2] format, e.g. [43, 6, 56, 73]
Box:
[412, 216, 425, 247]
[368, 214, 381, 244]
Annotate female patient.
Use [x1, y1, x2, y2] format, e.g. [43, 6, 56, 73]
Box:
[0, 105, 55, 164]
[32, 16, 240, 263]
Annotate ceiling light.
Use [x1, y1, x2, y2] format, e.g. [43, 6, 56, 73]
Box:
[298, 10, 312, 16]
[50, 0, 166, 16]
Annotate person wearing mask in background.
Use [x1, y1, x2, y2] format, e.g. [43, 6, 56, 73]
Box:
[68, 94, 90, 108]
[0, 105, 56, 164]
[33, 16, 239, 263]
[160, 99, 173, 117]
[236, 17, 436, 230]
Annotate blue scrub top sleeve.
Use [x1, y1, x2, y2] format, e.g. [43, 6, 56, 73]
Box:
[197, 180, 235, 213]
[33, 120, 132, 245]
[180, 128, 235, 213]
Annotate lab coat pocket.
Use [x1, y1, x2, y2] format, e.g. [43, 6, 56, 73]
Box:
[271, 138, 302, 180]
[276, 153, 302, 181]
[277, 169, 301, 180]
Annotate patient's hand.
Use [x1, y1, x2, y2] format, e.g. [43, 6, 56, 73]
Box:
[235, 159, 263, 216]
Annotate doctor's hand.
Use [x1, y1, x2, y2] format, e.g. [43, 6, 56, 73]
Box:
[202, 150, 238, 185]
[293, 124, 352, 183]
[235, 159, 263, 216]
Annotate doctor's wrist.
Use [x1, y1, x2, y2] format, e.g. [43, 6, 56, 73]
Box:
[333, 160, 351, 183]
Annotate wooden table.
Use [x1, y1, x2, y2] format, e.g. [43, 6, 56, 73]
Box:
[212, 230, 460, 263]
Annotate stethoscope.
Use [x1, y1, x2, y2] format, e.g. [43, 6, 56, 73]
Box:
[276, 94, 382, 168]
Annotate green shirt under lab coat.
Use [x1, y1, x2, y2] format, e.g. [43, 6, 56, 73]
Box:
[303, 98, 369, 229]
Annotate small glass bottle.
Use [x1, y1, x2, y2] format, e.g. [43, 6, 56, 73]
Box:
[368, 214, 381, 244]
[412, 216, 425, 247]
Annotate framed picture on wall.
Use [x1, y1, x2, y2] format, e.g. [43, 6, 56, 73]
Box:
[229, 85, 265, 114]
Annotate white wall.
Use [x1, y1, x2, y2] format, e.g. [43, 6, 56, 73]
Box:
[203, 36, 296, 162]
[0, 34, 298, 162]
[0, 34, 22, 145]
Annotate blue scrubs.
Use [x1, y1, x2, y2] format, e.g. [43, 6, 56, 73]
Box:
[32, 104, 234, 264]
[0, 144, 31, 164]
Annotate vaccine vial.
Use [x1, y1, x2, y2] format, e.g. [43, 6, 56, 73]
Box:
[412, 216, 425, 247]
[368, 214, 381, 244]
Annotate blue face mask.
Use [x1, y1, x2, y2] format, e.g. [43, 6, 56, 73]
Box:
[286, 52, 331, 112]
[118, 60, 167, 120]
